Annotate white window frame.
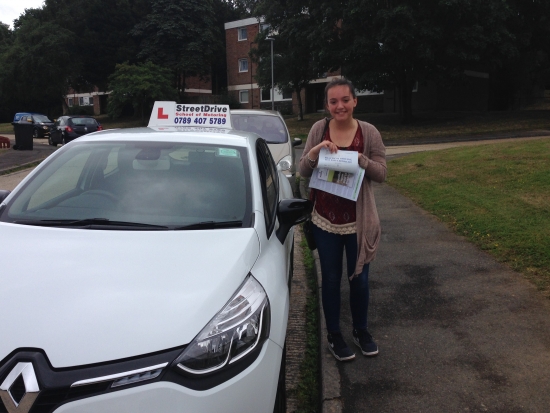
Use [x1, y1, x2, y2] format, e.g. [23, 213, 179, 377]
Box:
[239, 90, 249, 103]
[238, 58, 248, 73]
[238, 27, 247, 41]
[260, 88, 292, 102]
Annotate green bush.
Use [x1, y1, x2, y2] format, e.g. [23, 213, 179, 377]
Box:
[68, 106, 94, 116]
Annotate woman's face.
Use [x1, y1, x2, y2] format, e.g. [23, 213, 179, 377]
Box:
[326, 85, 357, 122]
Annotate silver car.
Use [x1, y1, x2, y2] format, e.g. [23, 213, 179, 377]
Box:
[231, 110, 301, 191]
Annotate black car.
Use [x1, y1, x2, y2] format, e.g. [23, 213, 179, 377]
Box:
[49, 115, 102, 146]
[12, 113, 55, 138]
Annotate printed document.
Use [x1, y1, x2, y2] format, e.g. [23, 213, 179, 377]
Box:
[309, 148, 364, 201]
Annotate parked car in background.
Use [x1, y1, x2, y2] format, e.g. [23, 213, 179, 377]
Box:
[12, 112, 54, 138]
[49, 115, 102, 146]
[231, 110, 302, 190]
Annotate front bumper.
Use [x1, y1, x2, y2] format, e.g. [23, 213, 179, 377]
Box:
[54, 340, 282, 413]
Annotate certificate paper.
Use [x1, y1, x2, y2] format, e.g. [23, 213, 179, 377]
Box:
[309, 149, 365, 201]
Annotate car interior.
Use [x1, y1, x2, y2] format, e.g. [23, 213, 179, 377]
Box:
[7, 143, 251, 228]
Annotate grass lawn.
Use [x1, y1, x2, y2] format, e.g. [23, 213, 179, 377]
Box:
[284, 109, 550, 143]
[387, 138, 550, 295]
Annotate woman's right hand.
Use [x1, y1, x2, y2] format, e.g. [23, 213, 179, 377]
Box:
[308, 140, 339, 161]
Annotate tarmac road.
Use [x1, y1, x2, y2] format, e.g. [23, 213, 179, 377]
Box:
[328, 183, 550, 412]
[316, 135, 550, 413]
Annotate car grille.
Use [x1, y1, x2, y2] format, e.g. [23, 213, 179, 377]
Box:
[0, 382, 109, 413]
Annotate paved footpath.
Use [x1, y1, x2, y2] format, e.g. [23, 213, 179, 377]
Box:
[315, 137, 550, 413]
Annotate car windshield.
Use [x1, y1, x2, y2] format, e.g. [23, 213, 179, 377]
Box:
[1, 141, 251, 229]
[33, 115, 52, 123]
[71, 117, 98, 126]
[232, 114, 288, 143]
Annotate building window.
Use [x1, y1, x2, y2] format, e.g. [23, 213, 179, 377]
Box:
[238, 27, 247, 41]
[260, 23, 270, 32]
[261, 88, 292, 102]
[68, 98, 73, 107]
[239, 58, 248, 72]
[239, 90, 249, 103]
[79, 97, 84, 106]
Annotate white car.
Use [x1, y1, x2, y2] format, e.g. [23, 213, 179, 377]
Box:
[231, 110, 301, 190]
[0, 103, 311, 413]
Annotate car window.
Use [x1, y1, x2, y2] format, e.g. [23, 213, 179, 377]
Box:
[25, 151, 93, 210]
[232, 114, 288, 144]
[71, 117, 98, 126]
[33, 115, 52, 123]
[2, 141, 251, 229]
[256, 139, 279, 236]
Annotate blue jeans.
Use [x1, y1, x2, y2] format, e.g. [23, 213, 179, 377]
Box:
[313, 224, 370, 333]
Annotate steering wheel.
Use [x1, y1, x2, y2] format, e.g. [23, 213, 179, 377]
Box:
[84, 190, 120, 203]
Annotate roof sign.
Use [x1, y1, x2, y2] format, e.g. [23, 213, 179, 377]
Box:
[148, 101, 232, 129]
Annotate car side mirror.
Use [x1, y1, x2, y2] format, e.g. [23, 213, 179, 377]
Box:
[292, 138, 302, 147]
[276, 198, 313, 243]
[0, 190, 11, 203]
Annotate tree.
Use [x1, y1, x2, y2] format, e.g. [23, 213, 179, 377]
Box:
[107, 61, 176, 121]
[251, 0, 327, 120]
[131, 0, 222, 100]
[328, 0, 516, 122]
[0, 23, 14, 121]
[490, 0, 550, 109]
[43, 0, 150, 91]
[0, 14, 75, 117]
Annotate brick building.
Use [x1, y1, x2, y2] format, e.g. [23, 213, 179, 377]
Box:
[65, 77, 212, 116]
[224, 17, 384, 115]
[224, 17, 495, 115]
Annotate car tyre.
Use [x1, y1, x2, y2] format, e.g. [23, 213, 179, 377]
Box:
[273, 343, 286, 413]
[48, 136, 57, 147]
[33, 129, 38, 139]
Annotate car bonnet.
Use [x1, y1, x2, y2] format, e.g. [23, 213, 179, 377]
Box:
[0, 224, 260, 368]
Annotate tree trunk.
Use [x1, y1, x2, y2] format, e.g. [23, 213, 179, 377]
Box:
[397, 72, 413, 123]
[295, 85, 304, 121]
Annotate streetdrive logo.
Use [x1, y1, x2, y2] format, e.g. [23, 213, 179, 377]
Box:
[149, 102, 232, 129]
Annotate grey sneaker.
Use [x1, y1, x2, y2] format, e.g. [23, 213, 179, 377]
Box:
[327, 332, 355, 361]
[353, 329, 379, 356]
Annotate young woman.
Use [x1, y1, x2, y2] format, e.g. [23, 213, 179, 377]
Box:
[299, 78, 387, 361]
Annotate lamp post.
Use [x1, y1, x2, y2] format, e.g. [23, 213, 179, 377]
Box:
[266, 37, 275, 110]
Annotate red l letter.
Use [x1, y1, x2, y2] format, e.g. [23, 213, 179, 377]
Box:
[158, 108, 169, 119]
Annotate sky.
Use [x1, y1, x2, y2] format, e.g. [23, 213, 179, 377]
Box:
[0, 0, 45, 28]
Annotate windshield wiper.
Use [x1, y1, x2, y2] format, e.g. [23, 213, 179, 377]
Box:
[15, 218, 169, 229]
[173, 220, 243, 230]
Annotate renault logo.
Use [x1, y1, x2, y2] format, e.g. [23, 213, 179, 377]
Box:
[0, 363, 40, 413]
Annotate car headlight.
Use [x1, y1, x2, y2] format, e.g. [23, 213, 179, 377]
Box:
[175, 275, 269, 375]
[42, 126, 48, 130]
[278, 155, 292, 171]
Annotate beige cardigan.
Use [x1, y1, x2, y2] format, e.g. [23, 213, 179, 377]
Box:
[299, 118, 387, 276]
